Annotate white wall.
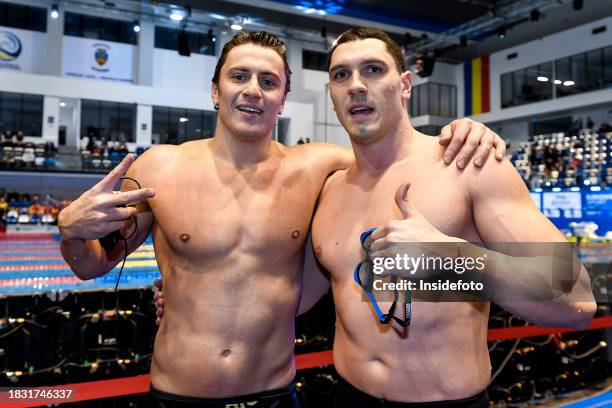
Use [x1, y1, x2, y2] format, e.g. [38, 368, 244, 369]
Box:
[282, 102, 314, 145]
[303, 69, 328, 92]
[301, 69, 352, 146]
[488, 120, 530, 153]
[42, 96, 60, 143]
[152, 49, 217, 92]
[136, 105, 153, 146]
[411, 61, 459, 87]
[58, 99, 79, 147]
[0, 70, 214, 111]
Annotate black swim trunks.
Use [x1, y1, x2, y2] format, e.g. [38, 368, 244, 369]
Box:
[151, 383, 301, 408]
[335, 376, 488, 408]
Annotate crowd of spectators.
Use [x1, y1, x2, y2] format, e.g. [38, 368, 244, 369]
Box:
[512, 125, 612, 189]
[0, 190, 71, 226]
[81, 136, 146, 171]
[0, 130, 57, 169]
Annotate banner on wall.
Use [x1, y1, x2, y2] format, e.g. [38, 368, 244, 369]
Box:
[0, 26, 45, 73]
[62, 36, 135, 83]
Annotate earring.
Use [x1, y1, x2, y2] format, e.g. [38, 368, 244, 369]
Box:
[278, 111, 282, 115]
[214, 103, 219, 111]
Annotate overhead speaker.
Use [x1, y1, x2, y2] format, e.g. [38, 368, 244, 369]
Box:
[573, 0, 583, 10]
[414, 55, 435, 78]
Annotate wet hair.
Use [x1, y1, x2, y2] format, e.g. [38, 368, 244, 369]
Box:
[327, 27, 406, 74]
[212, 31, 292, 94]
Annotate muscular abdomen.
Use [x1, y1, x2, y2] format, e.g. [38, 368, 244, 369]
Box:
[333, 288, 491, 402]
[151, 251, 301, 397]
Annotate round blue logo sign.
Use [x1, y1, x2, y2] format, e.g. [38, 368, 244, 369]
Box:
[0, 31, 22, 61]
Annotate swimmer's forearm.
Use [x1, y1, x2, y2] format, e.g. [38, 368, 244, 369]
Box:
[490, 257, 595, 329]
[458, 242, 595, 328]
[60, 237, 121, 280]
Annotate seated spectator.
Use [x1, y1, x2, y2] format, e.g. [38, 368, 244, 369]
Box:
[14, 132, 25, 146]
[116, 136, 128, 153]
[0, 132, 13, 147]
[44, 141, 56, 154]
[598, 122, 611, 133]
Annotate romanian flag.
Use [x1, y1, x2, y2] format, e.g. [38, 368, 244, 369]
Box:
[464, 55, 490, 116]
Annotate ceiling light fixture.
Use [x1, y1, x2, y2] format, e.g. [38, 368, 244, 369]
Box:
[50, 4, 59, 19]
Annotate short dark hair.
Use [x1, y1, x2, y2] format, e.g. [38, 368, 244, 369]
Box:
[212, 31, 292, 95]
[327, 27, 405, 74]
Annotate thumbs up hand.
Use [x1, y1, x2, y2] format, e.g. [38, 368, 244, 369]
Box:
[368, 183, 462, 279]
[370, 183, 452, 244]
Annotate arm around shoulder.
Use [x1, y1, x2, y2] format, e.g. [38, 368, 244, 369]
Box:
[301, 142, 354, 174]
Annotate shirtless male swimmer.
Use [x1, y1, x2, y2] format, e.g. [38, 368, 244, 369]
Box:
[306, 28, 595, 407]
[59, 31, 508, 408]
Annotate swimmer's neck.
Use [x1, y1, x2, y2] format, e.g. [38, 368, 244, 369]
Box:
[350, 118, 415, 176]
[211, 123, 278, 166]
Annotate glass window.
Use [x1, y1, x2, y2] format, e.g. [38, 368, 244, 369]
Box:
[408, 86, 417, 117]
[522, 63, 552, 103]
[418, 85, 427, 117]
[535, 62, 553, 101]
[202, 111, 216, 139]
[151, 107, 167, 144]
[513, 69, 527, 106]
[0, 1, 47, 32]
[501, 72, 513, 108]
[586, 49, 604, 91]
[169, 108, 185, 143]
[571, 53, 589, 94]
[29, 6, 47, 32]
[0, 92, 20, 132]
[440, 84, 450, 117]
[186, 109, 203, 141]
[555, 57, 574, 97]
[21, 94, 43, 136]
[408, 83, 456, 117]
[0, 92, 42, 136]
[605, 46, 612, 88]
[81, 100, 100, 139]
[302, 50, 328, 71]
[429, 83, 440, 116]
[152, 106, 215, 144]
[64, 13, 137, 45]
[117, 103, 135, 142]
[154, 26, 215, 56]
[64, 12, 81, 37]
[80, 100, 135, 142]
[98, 101, 115, 139]
[10, 2, 27, 29]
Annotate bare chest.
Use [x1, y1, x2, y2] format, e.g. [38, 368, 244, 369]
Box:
[312, 167, 477, 279]
[149, 164, 318, 260]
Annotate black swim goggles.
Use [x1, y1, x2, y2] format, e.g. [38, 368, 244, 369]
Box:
[98, 176, 141, 292]
[353, 227, 411, 327]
